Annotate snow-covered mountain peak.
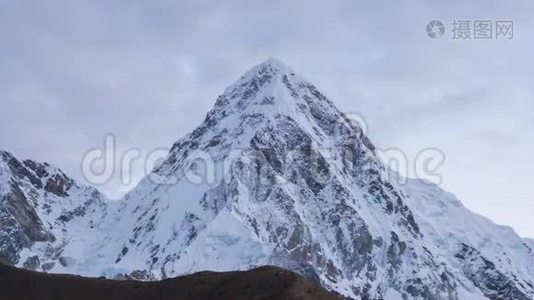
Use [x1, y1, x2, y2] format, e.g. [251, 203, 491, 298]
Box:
[108, 60, 534, 299]
[0, 150, 108, 269]
[150, 58, 366, 179]
[0, 150, 91, 199]
[2, 60, 534, 299]
[241, 57, 292, 78]
[213, 57, 336, 120]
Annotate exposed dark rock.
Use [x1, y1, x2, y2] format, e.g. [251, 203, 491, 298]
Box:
[41, 261, 55, 271]
[22, 255, 40, 270]
[44, 173, 73, 197]
[0, 182, 53, 264]
[455, 243, 530, 300]
[59, 256, 75, 267]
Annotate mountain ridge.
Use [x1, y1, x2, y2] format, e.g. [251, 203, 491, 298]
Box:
[1, 59, 533, 299]
[0, 262, 341, 300]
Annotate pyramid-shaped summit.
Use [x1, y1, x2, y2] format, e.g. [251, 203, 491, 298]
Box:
[238, 57, 296, 82]
[198, 57, 342, 128]
[150, 57, 364, 177]
[2, 60, 533, 300]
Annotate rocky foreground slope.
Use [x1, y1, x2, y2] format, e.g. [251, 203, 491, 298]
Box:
[1, 59, 533, 299]
[0, 262, 339, 300]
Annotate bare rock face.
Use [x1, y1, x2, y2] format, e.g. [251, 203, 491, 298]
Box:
[1, 59, 533, 299]
[454, 243, 530, 300]
[0, 152, 54, 265]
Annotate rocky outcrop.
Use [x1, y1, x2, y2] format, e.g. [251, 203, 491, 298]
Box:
[455, 243, 530, 300]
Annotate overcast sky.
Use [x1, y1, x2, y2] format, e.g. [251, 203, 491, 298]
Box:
[1, 0, 533, 238]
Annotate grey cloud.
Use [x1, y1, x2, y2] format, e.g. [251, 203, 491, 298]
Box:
[473, 131, 517, 146]
[1, 0, 533, 237]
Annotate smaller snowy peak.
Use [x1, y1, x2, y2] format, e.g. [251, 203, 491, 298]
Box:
[0, 150, 75, 198]
[0, 149, 108, 228]
[0, 149, 109, 271]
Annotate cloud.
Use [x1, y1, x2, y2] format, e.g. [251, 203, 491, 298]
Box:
[1, 0, 533, 237]
[473, 130, 517, 146]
